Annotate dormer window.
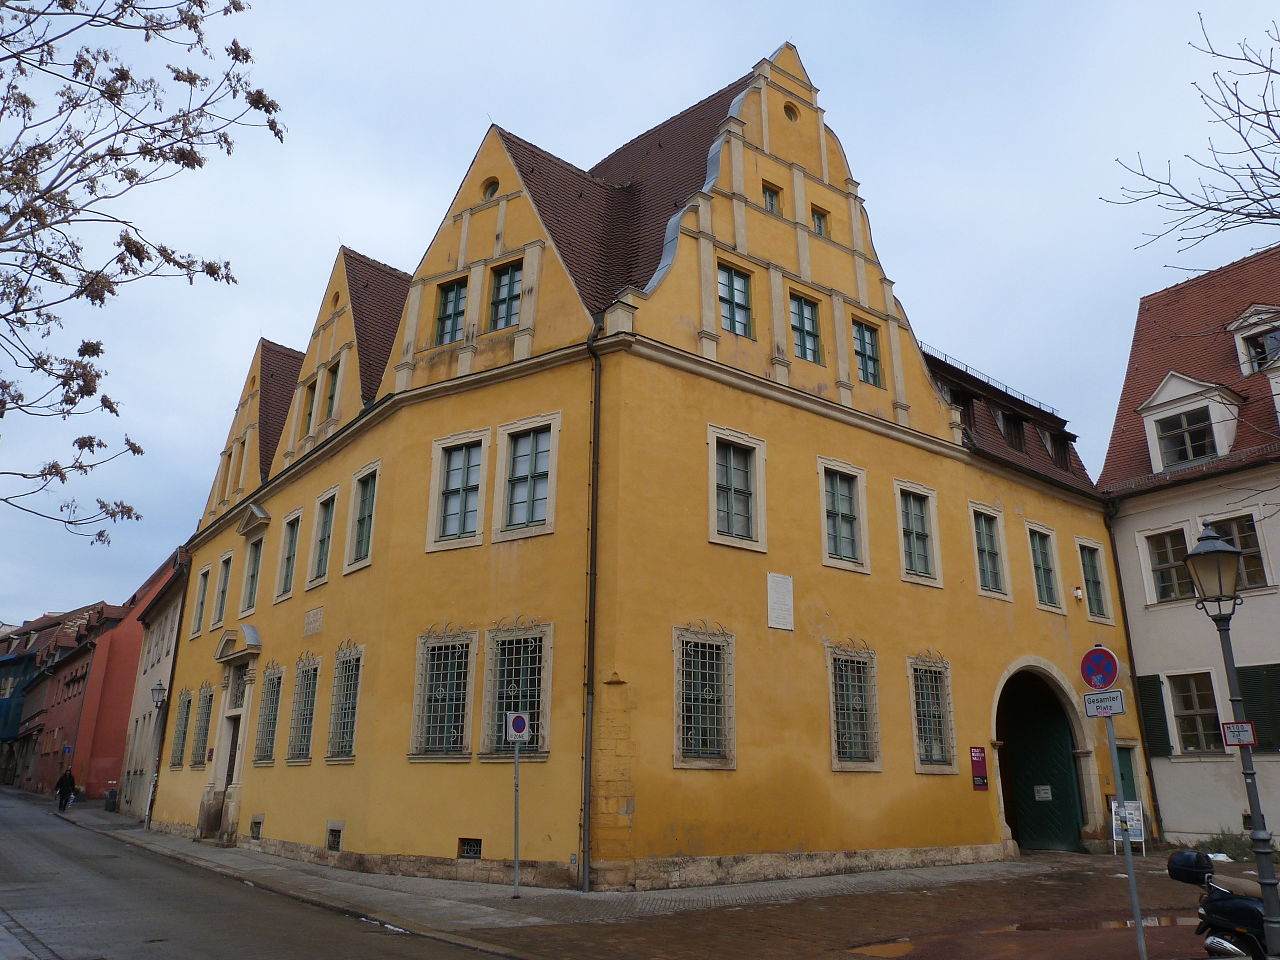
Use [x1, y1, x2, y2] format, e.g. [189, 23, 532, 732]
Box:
[1229, 304, 1280, 375]
[1156, 407, 1216, 466]
[1245, 328, 1280, 371]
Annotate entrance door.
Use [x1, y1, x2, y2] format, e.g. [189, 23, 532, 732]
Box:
[224, 717, 239, 789]
[1117, 747, 1138, 802]
[996, 671, 1083, 851]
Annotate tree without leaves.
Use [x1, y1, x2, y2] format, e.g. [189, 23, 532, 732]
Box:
[0, 0, 281, 542]
[1117, 17, 1280, 249]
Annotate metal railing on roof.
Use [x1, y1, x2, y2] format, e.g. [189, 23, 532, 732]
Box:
[918, 341, 1059, 416]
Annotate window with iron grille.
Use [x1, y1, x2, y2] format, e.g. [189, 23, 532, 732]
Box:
[910, 660, 953, 767]
[254, 665, 283, 762]
[1079, 544, 1106, 617]
[439, 443, 482, 539]
[973, 510, 1004, 593]
[830, 650, 877, 765]
[278, 515, 300, 596]
[287, 656, 320, 760]
[485, 630, 547, 753]
[350, 470, 377, 564]
[505, 427, 550, 529]
[1169, 672, 1224, 753]
[212, 555, 232, 624]
[675, 628, 734, 767]
[1148, 529, 1195, 602]
[900, 490, 933, 578]
[229, 663, 248, 710]
[1216, 515, 1267, 589]
[1157, 407, 1216, 468]
[717, 265, 751, 336]
[312, 495, 335, 580]
[716, 440, 753, 539]
[789, 294, 820, 362]
[824, 468, 859, 562]
[241, 537, 263, 612]
[436, 279, 467, 345]
[191, 568, 209, 634]
[189, 684, 214, 767]
[1029, 528, 1058, 606]
[853, 321, 881, 386]
[170, 690, 192, 766]
[412, 633, 473, 755]
[327, 645, 362, 758]
[490, 262, 523, 330]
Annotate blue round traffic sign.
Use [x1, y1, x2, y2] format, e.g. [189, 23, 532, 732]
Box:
[1081, 646, 1120, 691]
[511, 714, 527, 734]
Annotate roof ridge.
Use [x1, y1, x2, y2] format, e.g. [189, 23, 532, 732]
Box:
[1140, 242, 1280, 303]
[589, 72, 756, 177]
[259, 337, 304, 358]
[339, 245, 412, 280]
[495, 127, 620, 187]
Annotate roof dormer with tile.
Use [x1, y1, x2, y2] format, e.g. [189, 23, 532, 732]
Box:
[1099, 244, 1280, 495]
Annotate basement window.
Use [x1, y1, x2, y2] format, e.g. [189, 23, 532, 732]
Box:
[458, 837, 482, 859]
[326, 827, 342, 852]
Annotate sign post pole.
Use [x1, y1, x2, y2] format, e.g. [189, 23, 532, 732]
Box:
[1105, 711, 1147, 960]
[513, 735, 521, 899]
[505, 711, 530, 900]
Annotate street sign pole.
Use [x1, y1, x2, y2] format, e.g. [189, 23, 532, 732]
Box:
[513, 736, 521, 899]
[1105, 711, 1147, 960]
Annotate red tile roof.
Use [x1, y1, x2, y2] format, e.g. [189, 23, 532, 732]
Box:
[499, 73, 755, 314]
[1099, 244, 1280, 494]
[341, 247, 412, 405]
[257, 338, 304, 482]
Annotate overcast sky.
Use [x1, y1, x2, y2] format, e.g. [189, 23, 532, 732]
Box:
[3, 0, 1278, 622]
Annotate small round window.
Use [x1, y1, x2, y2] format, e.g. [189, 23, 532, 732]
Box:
[783, 102, 799, 122]
[482, 178, 499, 200]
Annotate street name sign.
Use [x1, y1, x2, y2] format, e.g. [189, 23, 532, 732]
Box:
[1084, 689, 1126, 718]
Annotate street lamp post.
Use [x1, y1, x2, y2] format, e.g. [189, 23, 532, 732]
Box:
[144, 683, 167, 831]
[1184, 522, 1280, 958]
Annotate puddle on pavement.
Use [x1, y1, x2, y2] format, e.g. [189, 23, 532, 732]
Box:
[847, 938, 913, 957]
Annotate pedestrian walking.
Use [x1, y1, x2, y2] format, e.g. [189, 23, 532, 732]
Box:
[55, 769, 75, 812]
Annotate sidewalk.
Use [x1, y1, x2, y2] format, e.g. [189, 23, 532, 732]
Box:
[9, 788, 1207, 960]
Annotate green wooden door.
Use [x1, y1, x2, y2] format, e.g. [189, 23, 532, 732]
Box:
[1117, 747, 1138, 802]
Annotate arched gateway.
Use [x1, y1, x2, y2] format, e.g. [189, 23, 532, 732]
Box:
[996, 669, 1085, 851]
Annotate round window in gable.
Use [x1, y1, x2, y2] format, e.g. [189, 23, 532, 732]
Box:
[482, 178, 499, 200]
[783, 102, 799, 122]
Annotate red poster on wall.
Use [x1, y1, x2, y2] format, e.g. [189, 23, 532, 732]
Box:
[970, 746, 988, 790]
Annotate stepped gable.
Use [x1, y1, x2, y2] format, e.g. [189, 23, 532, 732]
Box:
[340, 247, 412, 404]
[499, 72, 755, 315]
[923, 354, 1098, 497]
[257, 338, 304, 482]
[1098, 244, 1280, 494]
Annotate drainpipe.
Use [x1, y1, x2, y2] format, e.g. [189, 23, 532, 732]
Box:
[580, 311, 605, 892]
[1104, 499, 1166, 840]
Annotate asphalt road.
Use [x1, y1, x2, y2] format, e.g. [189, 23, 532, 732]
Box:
[0, 793, 488, 960]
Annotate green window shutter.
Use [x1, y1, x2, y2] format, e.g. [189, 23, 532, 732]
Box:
[1238, 664, 1280, 752]
[1134, 674, 1172, 757]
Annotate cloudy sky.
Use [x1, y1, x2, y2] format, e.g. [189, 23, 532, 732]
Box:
[3, 0, 1278, 621]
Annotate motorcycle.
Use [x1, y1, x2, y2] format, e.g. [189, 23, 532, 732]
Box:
[1168, 850, 1266, 959]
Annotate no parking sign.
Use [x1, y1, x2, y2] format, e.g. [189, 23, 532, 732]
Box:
[506, 711, 531, 743]
[1080, 646, 1120, 691]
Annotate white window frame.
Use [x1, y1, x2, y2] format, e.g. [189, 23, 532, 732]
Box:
[190, 564, 211, 636]
[1230, 305, 1280, 376]
[707, 424, 768, 553]
[1164, 668, 1228, 756]
[307, 485, 340, 589]
[210, 551, 233, 628]
[410, 629, 478, 759]
[1074, 535, 1114, 623]
[240, 535, 264, 615]
[426, 429, 490, 553]
[325, 642, 364, 761]
[480, 623, 554, 755]
[826, 643, 880, 772]
[275, 508, 303, 602]
[1200, 507, 1273, 593]
[344, 460, 381, 573]
[672, 626, 736, 770]
[969, 501, 1010, 601]
[1025, 521, 1064, 613]
[1140, 393, 1236, 473]
[817, 456, 868, 574]
[1135, 522, 1197, 606]
[492, 412, 561, 544]
[894, 479, 942, 587]
[907, 655, 957, 775]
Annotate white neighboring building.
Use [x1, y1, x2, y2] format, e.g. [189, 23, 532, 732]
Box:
[1101, 246, 1280, 843]
[119, 551, 186, 819]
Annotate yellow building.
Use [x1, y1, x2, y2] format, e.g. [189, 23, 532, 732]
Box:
[153, 45, 1148, 890]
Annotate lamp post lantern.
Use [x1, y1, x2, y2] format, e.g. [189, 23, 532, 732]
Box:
[150, 682, 167, 708]
[1184, 522, 1280, 958]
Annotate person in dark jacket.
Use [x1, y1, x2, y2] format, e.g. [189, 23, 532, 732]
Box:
[55, 769, 75, 811]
